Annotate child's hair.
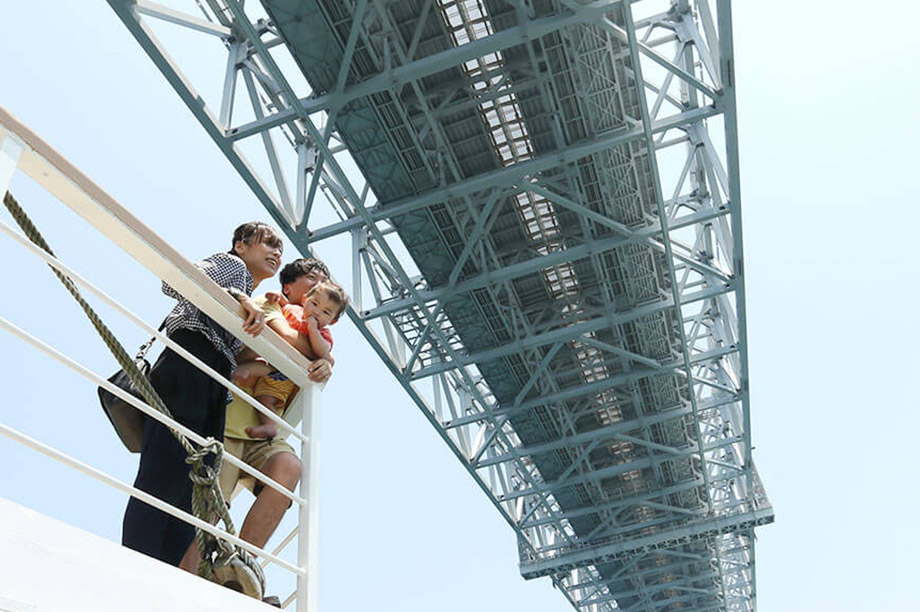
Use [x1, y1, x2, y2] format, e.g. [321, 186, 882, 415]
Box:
[307, 281, 349, 322]
[230, 222, 283, 254]
[279, 257, 330, 286]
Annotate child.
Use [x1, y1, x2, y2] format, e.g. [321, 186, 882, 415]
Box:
[236, 280, 348, 439]
[281, 281, 340, 359]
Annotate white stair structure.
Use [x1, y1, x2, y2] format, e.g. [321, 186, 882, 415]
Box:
[0, 497, 271, 612]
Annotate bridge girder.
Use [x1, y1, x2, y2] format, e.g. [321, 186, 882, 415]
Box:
[106, 1, 772, 610]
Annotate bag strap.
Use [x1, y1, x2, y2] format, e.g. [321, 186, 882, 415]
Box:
[135, 320, 167, 361]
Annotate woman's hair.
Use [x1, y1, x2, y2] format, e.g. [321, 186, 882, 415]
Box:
[230, 221, 283, 254]
[279, 257, 330, 286]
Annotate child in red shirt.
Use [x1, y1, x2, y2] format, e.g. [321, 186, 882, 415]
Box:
[244, 281, 347, 439]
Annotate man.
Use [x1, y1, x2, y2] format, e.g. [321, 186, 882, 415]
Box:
[179, 258, 334, 574]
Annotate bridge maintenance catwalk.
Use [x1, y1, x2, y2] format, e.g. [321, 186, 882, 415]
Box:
[108, 0, 774, 610]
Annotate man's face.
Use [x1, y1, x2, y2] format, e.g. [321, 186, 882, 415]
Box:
[302, 290, 339, 328]
[284, 268, 327, 304]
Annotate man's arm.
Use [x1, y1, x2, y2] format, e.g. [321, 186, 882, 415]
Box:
[232, 360, 273, 388]
[236, 346, 260, 363]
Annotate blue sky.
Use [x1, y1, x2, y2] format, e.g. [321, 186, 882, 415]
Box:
[0, 2, 918, 611]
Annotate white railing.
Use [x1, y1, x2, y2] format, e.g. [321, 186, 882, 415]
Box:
[0, 104, 319, 611]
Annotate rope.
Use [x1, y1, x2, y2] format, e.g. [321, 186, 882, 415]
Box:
[2, 190, 260, 585]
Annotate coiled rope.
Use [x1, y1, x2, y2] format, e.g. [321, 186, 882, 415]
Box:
[2, 190, 263, 588]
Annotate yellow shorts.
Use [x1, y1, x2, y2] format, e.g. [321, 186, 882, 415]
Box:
[252, 372, 298, 406]
[218, 437, 297, 503]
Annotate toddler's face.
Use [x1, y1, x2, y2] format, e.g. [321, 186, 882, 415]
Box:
[302, 291, 339, 327]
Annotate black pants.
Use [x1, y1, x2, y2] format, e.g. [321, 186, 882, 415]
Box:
[122, 330, 231, 565]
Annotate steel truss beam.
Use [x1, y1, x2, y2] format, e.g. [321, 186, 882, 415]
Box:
[226, 6, 614, 140]
[104, 3, 612, 610]
[521, 512, 768, 579]
[305, 103, 720, 243]
[106, 1, 771, 611]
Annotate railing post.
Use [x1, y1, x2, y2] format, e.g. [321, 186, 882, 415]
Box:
[296, 383, 319, 612]
[0, 132, 25, 196]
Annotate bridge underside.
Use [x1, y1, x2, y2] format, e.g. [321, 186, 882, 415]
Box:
[107, 0, 773, 610]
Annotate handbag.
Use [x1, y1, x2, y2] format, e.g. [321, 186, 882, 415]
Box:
[97, 327, 161, 453]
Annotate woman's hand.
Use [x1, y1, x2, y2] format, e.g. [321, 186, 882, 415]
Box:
[307, 357, 333, 383]
[239, 295, 266, 336]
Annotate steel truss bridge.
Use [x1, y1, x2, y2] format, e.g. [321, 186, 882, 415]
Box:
[107, 0, 773, 610]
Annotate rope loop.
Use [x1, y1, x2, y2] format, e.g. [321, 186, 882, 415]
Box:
[186, 438, 224, 487]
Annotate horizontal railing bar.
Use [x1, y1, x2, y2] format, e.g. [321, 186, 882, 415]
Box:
[261, 525, 299, 569]
[0, 419, 303, 575]
[0, 314, 306, 507]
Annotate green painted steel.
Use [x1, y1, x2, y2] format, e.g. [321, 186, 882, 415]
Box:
[258, 1, 770, 610]
[108, 0, 773, 609]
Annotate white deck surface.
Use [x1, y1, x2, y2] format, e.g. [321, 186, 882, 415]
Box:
[0, 497, 272, 611]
